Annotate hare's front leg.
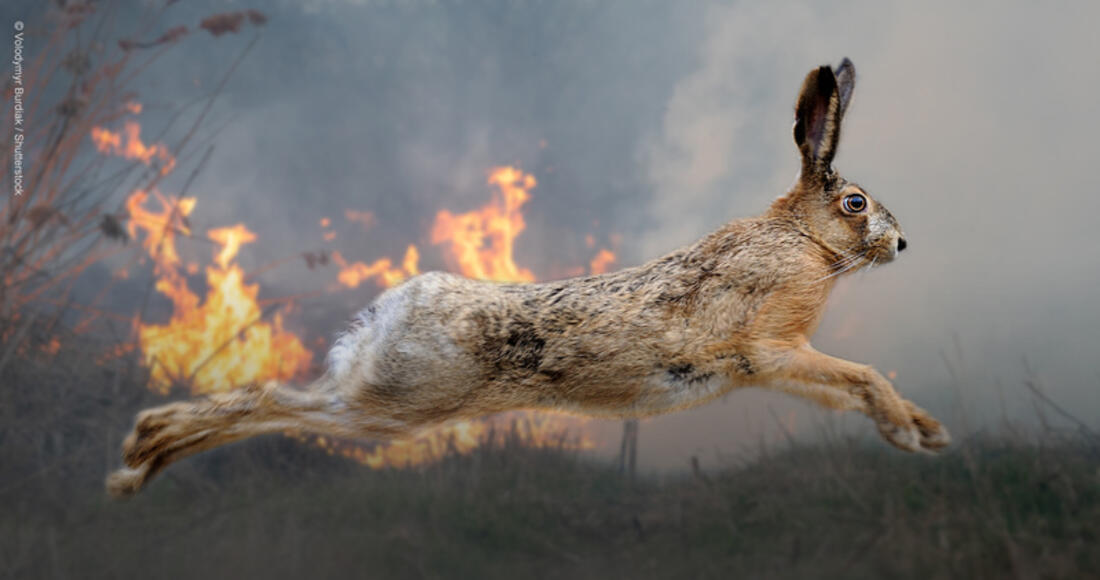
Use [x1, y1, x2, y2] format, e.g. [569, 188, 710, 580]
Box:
[763, 345, 950, 453]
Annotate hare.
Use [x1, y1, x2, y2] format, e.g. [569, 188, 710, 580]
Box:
[107, 58, 948, 498]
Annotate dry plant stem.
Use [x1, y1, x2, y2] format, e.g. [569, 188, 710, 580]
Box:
[0, 312, 38, 375]
[1021, 357, 1098, 442]
[1, 6, 258, 326]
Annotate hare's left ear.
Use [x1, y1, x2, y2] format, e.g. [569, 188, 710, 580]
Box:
[793, 58, 855, 178]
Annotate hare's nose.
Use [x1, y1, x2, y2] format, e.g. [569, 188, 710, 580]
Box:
[897, 237, 908, 252]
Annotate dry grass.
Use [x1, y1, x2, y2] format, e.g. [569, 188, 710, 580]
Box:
[2, 326, 1097, 580]
[0, 1, 262, 333]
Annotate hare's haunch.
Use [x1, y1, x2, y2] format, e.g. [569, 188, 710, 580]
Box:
[108, 58, 949, 498]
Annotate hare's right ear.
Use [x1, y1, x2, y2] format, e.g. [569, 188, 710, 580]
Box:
[793, 58, 855, 180]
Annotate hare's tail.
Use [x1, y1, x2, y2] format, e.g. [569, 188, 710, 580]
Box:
[106, 378, 404, 498]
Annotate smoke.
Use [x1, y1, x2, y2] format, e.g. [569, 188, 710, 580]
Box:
[641, 2, 886, 252]
[635, 0, 1100, 466]
[12, 0, 1098, 468]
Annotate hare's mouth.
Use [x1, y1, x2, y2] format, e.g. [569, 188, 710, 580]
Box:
[822, 243, 897, 280]
[865, 244, 899, 268]
[878, 234, 907, 263]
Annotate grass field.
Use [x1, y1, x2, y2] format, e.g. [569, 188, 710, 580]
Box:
[3, 331, 1098, 580]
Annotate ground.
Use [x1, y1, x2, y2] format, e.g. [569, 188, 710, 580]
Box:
[2, 334, 1098, 579]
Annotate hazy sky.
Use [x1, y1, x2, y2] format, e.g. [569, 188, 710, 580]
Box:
[10, 0, 1099, 468]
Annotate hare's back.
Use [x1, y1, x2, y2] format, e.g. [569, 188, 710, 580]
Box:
[325, 271, 542, 391]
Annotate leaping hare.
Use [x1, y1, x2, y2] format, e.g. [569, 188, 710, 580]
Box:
[108, 58, 949, 498]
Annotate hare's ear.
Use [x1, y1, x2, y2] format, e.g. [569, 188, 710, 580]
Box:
[793, 58, 855, 178]
[834, 58, 856, 118]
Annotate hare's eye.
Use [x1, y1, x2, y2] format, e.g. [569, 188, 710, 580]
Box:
[842, 194, 867, 213]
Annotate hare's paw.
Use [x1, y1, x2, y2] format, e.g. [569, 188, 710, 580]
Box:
[877, 418, 923, 453]
[905, 401, 951, 452]
[122, 402, 190, 468]
[105, 464, 152, 499]
[876, 401, 950, 454]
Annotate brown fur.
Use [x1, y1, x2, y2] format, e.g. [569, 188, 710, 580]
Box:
[107, 58, 948, 498]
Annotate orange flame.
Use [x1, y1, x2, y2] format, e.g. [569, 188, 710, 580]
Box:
[332, 245, 420, 289]
[589, 248, 616, 275]
[124, 189, 195, 271]
[430, 166, 536, 282]
[97, 117, 602, 468]
[308, 410, 593, 468]
[126, 192, 313, 394]
[208, 224, 256, 269]
[97, 118, 312, 395]
[42, 337, 61, 355]
[348, 167, 595, 467]
[91, 121, 176, 174]
[344, 209, 375, 231]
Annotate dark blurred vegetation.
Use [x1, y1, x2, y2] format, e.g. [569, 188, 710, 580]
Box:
[3, 323, 1098, 580]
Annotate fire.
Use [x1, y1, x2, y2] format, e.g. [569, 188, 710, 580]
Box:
[90, 121, 176, 174]
[589, 248, 616, 275]
[95, 112, 602, 468]
[331, 245, 420, 289]
[307, 410, 593, 468]
[42, 337, 61, 355]
[320, 216, 337, 241]
[126, 193, 313, 394]
[344, 209, 375, 230]
[335, 166, 545, 293]
[208, 224, 256, 269]
[94, 115, 312, 395]
[430, 166, 536, 283]
[124, 189, 195, 271]
[343, 166, 596, 468]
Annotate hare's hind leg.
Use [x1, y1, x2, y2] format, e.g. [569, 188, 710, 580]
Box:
[765, 345, 950, 452]
[107, 379, 405, 498]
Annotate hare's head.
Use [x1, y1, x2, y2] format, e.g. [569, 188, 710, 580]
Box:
[775, 59, 906, 267]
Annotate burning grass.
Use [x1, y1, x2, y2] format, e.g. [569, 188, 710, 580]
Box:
[5, 3, 613, 473]
[0, 3, 262, 322]
[119, 162, 605, 465]
[86, 107, 606, 465]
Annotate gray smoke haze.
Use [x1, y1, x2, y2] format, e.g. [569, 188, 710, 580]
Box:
[633, 1, 1100, 464]
[10, 0, 1099, 468]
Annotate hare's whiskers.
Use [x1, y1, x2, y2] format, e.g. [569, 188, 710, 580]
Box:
[816, 250, 868, 282]
[861, 256, 878, 275]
